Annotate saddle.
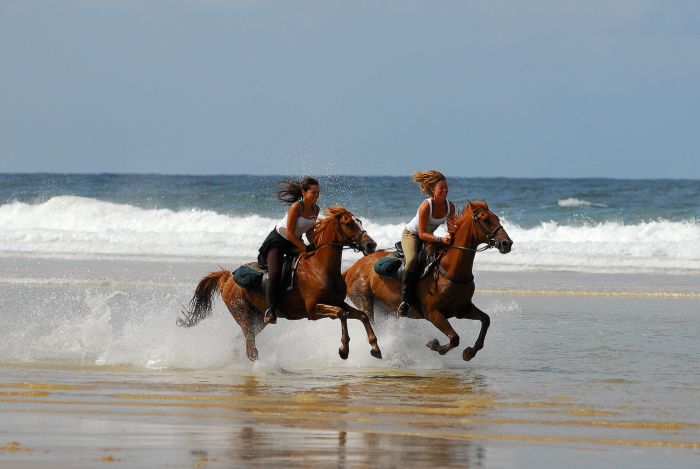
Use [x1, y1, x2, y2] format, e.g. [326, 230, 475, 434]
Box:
[232, 254, 300, 294]
[373, 241, 436, 280]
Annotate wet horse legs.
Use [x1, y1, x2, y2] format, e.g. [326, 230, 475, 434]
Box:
[425, 309, 460, 355]
[456, 304, 490, 361]
[339, 317, 350, 360]
[312, 303, 382, 359]
[228, 301, 265, 362]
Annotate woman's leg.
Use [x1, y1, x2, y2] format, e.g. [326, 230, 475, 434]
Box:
[264, 247, 283, 324]
[398, 230, 420, 316]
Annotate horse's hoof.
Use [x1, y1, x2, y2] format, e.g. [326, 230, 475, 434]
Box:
[426, 339, 440, 351]
[370, 349, 383, 359]
[462, 347, 476, 361]
[263, 309, 277, 325]
[247, 350, 259, 362]
[339, 348, 349, 360]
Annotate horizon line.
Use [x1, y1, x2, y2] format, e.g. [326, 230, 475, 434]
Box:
[1, 171, 698, 182]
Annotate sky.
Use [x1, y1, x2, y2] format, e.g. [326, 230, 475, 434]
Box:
[1, 0, 699, 179]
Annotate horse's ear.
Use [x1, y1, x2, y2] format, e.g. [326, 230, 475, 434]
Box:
[482, 199, 488, 208]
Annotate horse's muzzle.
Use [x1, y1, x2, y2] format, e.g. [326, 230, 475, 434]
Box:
[496, 238, 513, 254]
[361, 236, 377, 255]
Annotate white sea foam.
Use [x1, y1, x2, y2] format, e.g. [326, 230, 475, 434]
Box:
[0, 285, 519, 369]
[1, 196, 698, 274]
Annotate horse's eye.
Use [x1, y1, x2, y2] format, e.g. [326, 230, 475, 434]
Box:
[347, 221, 357, 229]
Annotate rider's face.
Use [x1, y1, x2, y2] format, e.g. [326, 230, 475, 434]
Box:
[432, 179, 448, 200]
[302, 185, 320, 204]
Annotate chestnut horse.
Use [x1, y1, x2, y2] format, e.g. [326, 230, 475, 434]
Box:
[343, 200, 512, 361]
[178, 206, 382, 361]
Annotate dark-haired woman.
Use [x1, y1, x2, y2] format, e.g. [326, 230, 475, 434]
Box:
[257, 176, 320, 324]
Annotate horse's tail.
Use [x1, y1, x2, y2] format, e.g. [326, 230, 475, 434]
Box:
[177, 270, 231, 327]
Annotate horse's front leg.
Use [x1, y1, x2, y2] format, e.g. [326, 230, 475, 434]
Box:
[342, 302, 382, 359]
[339, 317, 350, 360]
[455, 303, 490, 361]
[312, 304, 382, 359]
[425, 309, 460, 356]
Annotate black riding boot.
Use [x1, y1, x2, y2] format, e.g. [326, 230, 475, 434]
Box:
[264, 249, 282, 325]
[397, 270, 416, 317]
[264, 273, 279, 325]
[264, 294, 278, 325]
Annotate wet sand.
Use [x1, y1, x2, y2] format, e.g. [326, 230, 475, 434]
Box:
[1, 256, 699, 467]
[1, 361, 699, 468]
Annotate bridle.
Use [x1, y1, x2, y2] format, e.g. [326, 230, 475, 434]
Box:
[443, 207, 504, 254]
[312, 214, 369, 254]
[435, 206, 504, 284]
[335, 215, 368, 252]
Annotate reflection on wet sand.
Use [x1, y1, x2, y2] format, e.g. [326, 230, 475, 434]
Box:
[1, 367, 699, 467]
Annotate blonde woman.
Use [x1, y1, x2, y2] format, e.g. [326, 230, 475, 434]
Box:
[397, 170, 456, 316]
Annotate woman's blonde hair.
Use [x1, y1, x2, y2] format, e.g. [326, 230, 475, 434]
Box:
[412, 170, 446, 195]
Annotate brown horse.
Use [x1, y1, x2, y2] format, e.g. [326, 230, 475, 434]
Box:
[343, 200, 512, 361]
[179, 206, 382, 361]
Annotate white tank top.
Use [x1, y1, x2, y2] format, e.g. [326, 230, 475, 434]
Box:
[405, 198, 451, 235]
[276, 203, 318, 239]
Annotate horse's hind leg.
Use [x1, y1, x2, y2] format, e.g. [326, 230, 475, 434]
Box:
[348, 281, 375, 324]
[339, 318, 350, 360]
[425, 309, 460, 355]
[456, 304, 490, 361]
[228, 299, 265, 362]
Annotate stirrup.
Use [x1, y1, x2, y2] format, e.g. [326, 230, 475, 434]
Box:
[396, 301, 410, 317]
[264, 308, 277, 325]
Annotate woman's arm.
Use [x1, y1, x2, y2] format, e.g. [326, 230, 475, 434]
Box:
[285, 203, 308, 252]
[303, 204, 319, 245]
[417, 200, 453, 245]
[417, 201, 441, 243]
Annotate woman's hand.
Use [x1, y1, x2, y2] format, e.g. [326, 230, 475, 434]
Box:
[438, 234, 452, 245]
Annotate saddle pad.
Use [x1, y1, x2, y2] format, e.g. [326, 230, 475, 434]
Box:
[374, 256, 402, 278]
[233, 263, 263, 290]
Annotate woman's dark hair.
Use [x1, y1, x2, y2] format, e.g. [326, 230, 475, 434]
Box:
[277, 176, 319, 205]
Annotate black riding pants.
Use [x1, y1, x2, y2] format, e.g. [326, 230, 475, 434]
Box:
[265, 247, 284, 311]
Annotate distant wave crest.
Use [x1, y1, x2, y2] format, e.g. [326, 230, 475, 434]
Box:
[1, 196, 698, 273]
[558, 197, 606, 208]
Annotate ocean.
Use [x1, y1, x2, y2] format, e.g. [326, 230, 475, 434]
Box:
[1, 173, 699, 467]
[1, 173, 698, 273]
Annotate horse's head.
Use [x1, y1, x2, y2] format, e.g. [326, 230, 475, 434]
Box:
[315, 206, 377, 255]
[449, 200, 512, 254]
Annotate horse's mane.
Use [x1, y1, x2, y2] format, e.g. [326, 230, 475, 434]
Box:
[313, 205, 348, 245]
[446, 200, 488, 239]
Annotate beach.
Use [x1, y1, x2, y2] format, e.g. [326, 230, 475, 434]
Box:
[1, 254, 699, 467]
[1, 174, 698, 466]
